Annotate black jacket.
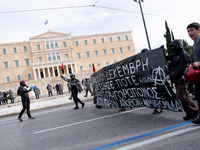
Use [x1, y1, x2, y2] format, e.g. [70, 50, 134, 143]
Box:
[17, 81, 31, 102]
[167, 40, 190, 81]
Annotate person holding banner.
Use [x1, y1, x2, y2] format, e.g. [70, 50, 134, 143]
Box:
[187, 22, 200, 124]
[61, 74, 85, 109]
[166, 39, 198, 120]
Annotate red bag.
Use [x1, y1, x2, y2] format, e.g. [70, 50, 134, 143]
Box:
[184, 67, 200, 83]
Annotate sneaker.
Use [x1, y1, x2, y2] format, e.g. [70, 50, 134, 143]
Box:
[84, 95, 87, 97]
[82, 103, 85, 108]
[73, 107, 79, 110]
[29, 117, 35, 119]
[192, 115, 200, 124]
[153, 108, 163, 114]
[18, 118, 23, 122]
[183, 116, 193, 120]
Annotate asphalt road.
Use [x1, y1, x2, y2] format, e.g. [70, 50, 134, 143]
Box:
[0, 99, 200, 150]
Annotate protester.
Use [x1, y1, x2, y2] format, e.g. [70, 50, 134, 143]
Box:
[59, 83, 63, 95]
[166, 39, 199, 120]
[82, 78, 93, 97]
[3, 91, 8, 105]
[46, 83, 53, 97]
[55, 83, 59, 95]
[187, 22, 200, 124]
[17, 81, 35, 122]
[61, 74, 85, 109]
[9, 89, 15, 103]
[34, 86, 40, 99]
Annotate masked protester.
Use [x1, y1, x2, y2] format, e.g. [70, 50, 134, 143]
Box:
[166, 39, 198, 120]
[61, 74, 85, 109]
[17, 81, 35, 122]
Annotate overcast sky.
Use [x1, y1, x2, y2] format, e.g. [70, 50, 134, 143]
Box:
[0, 0, 199, 53]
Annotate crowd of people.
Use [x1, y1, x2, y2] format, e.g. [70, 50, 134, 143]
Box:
[2, 22, 200, 125]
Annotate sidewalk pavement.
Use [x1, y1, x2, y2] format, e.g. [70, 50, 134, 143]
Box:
[0, 92, 93, 117]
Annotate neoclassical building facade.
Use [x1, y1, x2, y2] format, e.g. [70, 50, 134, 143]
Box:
[0, 30, 135, 93]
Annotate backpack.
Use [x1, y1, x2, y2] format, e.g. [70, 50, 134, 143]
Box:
[184, 67, 200, 83]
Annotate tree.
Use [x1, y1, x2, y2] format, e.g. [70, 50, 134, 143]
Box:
[164, 21, 173, 54]
[182, 39, 193, 59]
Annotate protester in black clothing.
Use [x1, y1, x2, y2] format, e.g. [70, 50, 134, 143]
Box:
[61, 74, 85, 109]
[166, 39, 198, 120]
[17, 81, 35, 122]
[82, 78, 93, 97]
[55, 84, 59, 95]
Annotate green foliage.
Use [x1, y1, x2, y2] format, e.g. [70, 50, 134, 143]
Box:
[164, 21, 173, 55]
[182, 39, 193, 58]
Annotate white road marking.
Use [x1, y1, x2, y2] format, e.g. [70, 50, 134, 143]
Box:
[33, 107, 145, 134]
[114, 125, 200, 150]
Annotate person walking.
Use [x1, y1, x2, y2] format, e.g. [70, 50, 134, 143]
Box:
[46, 83, 53, 97]
[61, 74, 85, 109]
[34, 86, 40, 99]
[187, 22, 200, 124]
[166, 39, 199, 120]
[17, 81, 35, 122]
[82, 78, 93, 97]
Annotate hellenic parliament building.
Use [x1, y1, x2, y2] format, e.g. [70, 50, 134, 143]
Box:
[0, 30, 135, 94]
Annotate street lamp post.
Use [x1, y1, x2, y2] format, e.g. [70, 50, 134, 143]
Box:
[134, 0, 151, 50]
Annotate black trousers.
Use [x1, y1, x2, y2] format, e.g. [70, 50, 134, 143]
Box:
[72, 90, 84, 107]
[195, 81, 200, 108]
[85, 89, 93, 97]
[18, 101, 31, 118]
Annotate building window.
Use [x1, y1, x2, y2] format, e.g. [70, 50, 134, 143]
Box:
[46, 42, 50, 49]
[109, 37, 113, 42]
[52, 53, 56, 60]
[127, 46, 131, 52]
[15, 60, 19, 67]
[37, 44, 41, 50]
[65, 54, 69, 59]
[125, 35, 129, 40]
[38, 57, 43, 62]
[6, 76, 10, 83]
[55, 41, 58, 48]
[103, 49, 107, 55]
[50, 41, 54, 49]
[101, 38, 104, 43]
[2, 48, 6, 54]
[17, 75, 21, 81]
[28, 73, 32, 79]
[13, 47, 17, 53]
[97, 63, 101, 68]
[63, 42, 67, 47]
[86, 51, 90, 58]
[75, 41, 79, 46]
[80, 66, 83, 71]
[56, 53, 61, 60]
[111, 48, 115, 54]
[94, 50, 99, 56]
[93, 39, 96, 44]
[84, 40, 88, 45]
[106, 62, 109, 66]
[4, 62, 8, 68]
[77, 53, 81, 59]
[119, 47, 123, 53]
[24, 46, 28, 52]
[48, 54, 51, 61]
[89, 64, 92, 69]
[25, 59, 30, 66]
[118, 36, 121, 41]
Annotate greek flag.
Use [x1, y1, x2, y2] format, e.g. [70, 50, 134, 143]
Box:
[44, 20, 48, 25]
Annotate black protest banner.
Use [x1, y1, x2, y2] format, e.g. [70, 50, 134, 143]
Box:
[91, 47, 182, 112]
